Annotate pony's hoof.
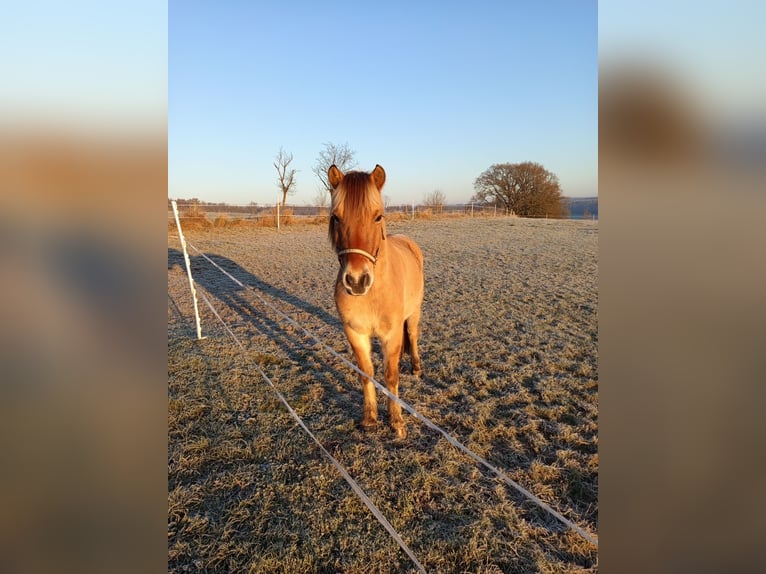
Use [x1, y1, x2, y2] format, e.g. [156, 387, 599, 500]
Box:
[392, 425, 407, 440]
[359, 419, 378, 432]
[412, 367, 422, 378]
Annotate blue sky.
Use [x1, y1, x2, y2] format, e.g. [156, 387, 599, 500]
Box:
[169, 1, 597, 205]
[1, 0, 166, 130]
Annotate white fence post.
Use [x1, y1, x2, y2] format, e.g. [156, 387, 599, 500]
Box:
[171, 200, 205, 340]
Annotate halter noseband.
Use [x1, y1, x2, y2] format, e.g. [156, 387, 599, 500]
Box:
[337, 247, 379, 265]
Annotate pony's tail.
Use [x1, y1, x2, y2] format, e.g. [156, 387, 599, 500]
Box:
[402, 320, 411, 357]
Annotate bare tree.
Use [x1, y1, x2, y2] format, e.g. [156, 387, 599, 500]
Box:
[423, 189, 446, 214]
[312, 142, 358, 196]
[274, 147, 298, 208]
[472, 161, 567, 218]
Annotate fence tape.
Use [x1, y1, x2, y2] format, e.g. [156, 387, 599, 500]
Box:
[186, 241, 598, 548]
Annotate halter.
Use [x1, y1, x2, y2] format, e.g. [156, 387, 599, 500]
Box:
[337, 247, 379, 265]
[334, 216, 386, 266]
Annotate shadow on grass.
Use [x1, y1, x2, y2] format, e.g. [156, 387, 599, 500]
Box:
[168, 248, 340, 328]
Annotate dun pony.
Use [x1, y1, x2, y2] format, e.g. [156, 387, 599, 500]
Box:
[328, 164, 424, 439]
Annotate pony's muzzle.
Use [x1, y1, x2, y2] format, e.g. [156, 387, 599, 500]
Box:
[342, 268, 373, 295]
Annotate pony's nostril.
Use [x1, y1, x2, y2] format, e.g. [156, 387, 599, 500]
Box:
[342, 271, 372, 295]
[344, 272, 360, 288]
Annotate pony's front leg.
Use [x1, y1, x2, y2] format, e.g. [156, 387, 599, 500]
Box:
[382, 336, 407, 439]
[344, 327, 378, 430]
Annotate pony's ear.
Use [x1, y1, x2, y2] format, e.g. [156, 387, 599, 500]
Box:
[328, 165, 343, 189]
[371, 164, 386, 190]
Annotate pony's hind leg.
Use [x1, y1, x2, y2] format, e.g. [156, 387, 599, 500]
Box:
[344, 327, 378, 430]
[405, 311, 422, 377]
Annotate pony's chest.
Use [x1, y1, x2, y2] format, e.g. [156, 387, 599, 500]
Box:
[335, 291, 394, 336]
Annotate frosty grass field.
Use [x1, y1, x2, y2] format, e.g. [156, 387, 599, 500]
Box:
[168, 216, 598, 573]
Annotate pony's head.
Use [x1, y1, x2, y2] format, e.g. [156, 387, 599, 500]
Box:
[328, 164, 387, 296]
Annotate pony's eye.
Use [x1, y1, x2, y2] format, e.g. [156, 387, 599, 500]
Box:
[374, 214, 383, 223]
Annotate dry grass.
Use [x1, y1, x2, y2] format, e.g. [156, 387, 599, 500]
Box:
[168, 217, 598, 573]
[386, 211, 411, 222]
[172, 205, 213, 231]
[416, 208, 434, 219]
[168, 207, 539, 233]
[212, 214, 248, 228]
[263, 206, 294, 226]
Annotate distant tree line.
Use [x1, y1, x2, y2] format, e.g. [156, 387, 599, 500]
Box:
[168, 198, 260, 214]
[173, 147, 578, 219]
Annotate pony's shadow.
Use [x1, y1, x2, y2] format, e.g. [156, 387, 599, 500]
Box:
[168, 248, 366, 424]
[168, 249, 340, 328]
